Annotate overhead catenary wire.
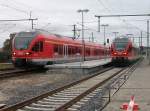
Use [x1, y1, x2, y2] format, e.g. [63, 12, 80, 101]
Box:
[96, 0, 149, 33]
[0, 4, 29, 15]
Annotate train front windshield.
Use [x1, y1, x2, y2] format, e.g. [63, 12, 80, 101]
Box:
[14, 32, 36, 50]
[114, 42, 128, 51]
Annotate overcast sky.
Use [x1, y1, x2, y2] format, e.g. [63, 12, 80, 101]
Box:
[0, 0, 150, 47]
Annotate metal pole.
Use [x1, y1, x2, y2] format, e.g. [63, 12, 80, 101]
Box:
[95, 16, 101, 32]
[98, 17, 100, 32]
[77, 9, 89, 62]
[133, 36, 134, 44]
[104, 26, 106, 46]
[114, 32, 116, 38]
[113, 32, 118, 38]
[82, 12, 85, 62]
[103, 26, 106, 59]
[31, 19, 34, 29]
[147, 20, 149, 59]
[72, 24, 76, 39]
[101, 24, 109, 59]
[140, 31, 143, 55]
[92, 32, 94, 42]
[139, 36, 140, 48]
[141, 31, 142, 47]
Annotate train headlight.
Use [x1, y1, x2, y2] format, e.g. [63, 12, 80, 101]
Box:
[123, 52, 127, 55]
[113, 52, 117, 55]
[13, 52, 16, 55]
[25, 52, 31, 55]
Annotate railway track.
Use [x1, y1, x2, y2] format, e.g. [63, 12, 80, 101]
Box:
[0, 58, 143, 111]
[2, 68, 124, 111]
[0, 68, 15, 71]
[0, 68, 40, 79]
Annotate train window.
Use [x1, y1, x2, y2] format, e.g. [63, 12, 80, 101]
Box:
[99, 49, 102, 55]
[76, 47, 81, 54]
[54, 44, 63, 55]
[71, 47, 75, 55]
[14, 32, 37, 50]
[32, 41, 43, 52]
[94, 49, 99, 55]
[86, 48, 90, 56]
[68, 46, 72, 55]
[59, 45, 63, 55]
[14, 37, 33, 50]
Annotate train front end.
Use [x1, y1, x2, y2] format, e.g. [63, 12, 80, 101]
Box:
[111, 38, 131, 64]
[12, 31, 45, 67]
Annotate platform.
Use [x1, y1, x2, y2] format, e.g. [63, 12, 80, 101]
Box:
[103, 57, 150, 111]
[46, 58, 111, 74]
[46, 58, 111, 69]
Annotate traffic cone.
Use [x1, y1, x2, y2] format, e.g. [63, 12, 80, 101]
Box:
[120, 96, 139, 111]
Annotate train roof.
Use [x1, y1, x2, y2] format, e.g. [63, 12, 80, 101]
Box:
[113, 37, 131, 43]
[15, 30, 107, 49]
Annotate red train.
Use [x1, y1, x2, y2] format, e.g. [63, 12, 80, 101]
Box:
[111, 37, 139, 64]
[12, 30, 110, 67]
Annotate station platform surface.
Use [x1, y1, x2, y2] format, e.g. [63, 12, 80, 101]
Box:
[103, 57, 150, 111]
[46, 58, 111, 69]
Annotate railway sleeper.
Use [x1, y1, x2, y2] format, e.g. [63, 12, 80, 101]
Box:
[37, 101, 64, 105]
[47, 96, 74, 100]
[43, 97, 71, 102]
[23, 106, 55, 111]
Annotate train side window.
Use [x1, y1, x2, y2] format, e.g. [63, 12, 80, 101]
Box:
[86, 48, 90, 56]
[54, 44, 58, 53]
[68, 46, 72, 55]
[54, 44, 63, 55]
[59, 45, 63, 55]
[32, 41, 43, 52]
[39, 41, 43, 51]
[75, 47, 81, 55]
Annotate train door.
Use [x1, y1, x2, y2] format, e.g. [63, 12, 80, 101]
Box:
[63, 44, 68, 58]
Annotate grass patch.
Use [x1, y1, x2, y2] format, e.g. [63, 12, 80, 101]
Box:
[0, 63, 14, 70]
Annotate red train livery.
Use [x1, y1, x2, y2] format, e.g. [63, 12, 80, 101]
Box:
[12, 30, 110, 67]
[111, 37, 139, 64]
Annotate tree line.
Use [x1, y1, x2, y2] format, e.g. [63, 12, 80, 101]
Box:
[0, 33, 16, 63]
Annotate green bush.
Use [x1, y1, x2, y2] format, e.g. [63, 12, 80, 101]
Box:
[0, 52, 11, 63]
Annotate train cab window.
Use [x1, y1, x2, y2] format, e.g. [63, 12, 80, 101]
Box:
[32, 41, 43, 52]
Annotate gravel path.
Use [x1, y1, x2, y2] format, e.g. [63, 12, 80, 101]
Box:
[0, 70, 90, 106]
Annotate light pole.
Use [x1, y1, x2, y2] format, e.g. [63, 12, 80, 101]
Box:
[101, 24, 109, 59]
[147, 20, 149, 61]
[126, 34, 134, 43]
[101, 24, 109, 46]
[113, 32, 119, 38]
[77, 9, 89, 62]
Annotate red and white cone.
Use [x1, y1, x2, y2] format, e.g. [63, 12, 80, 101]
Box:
[121, 96, 139, 111]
